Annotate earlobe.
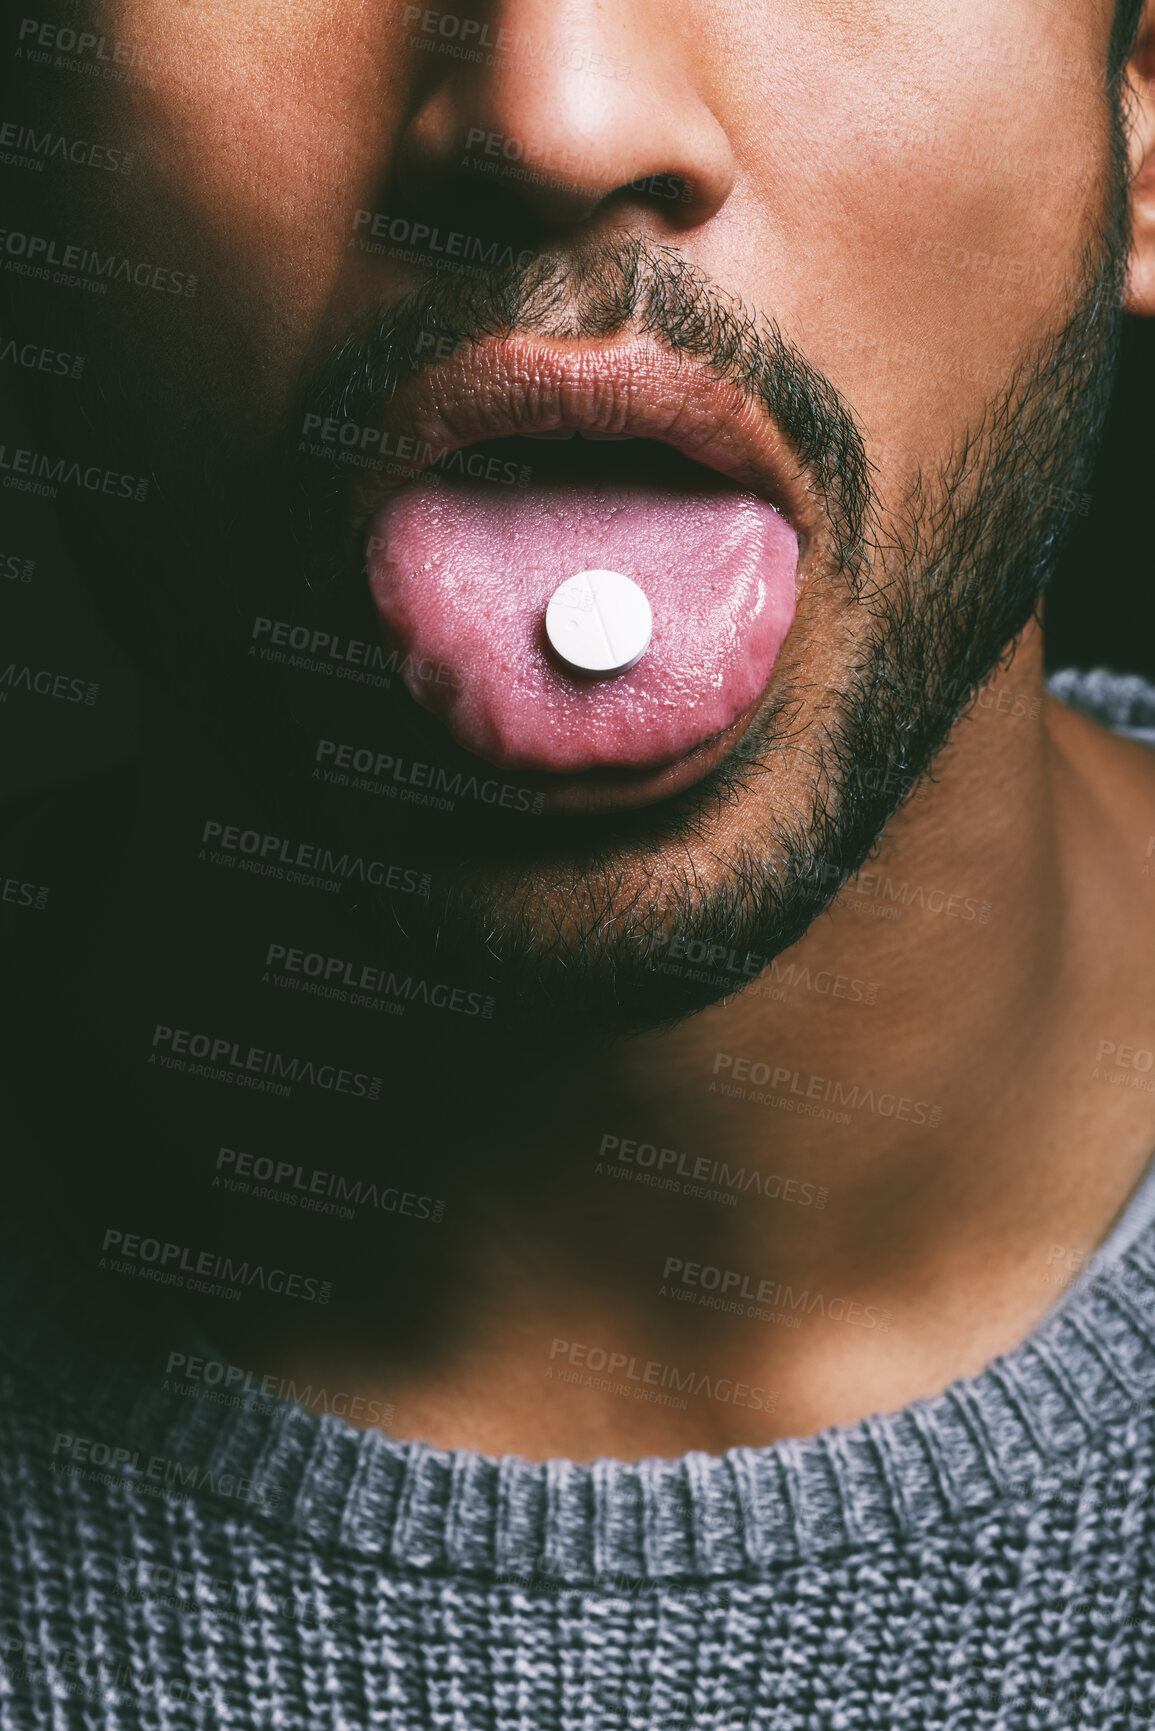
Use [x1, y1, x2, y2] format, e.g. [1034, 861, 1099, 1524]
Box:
[1124, 3, 1155, 314]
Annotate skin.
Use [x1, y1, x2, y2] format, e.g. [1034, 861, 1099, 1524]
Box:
[4, 0, 1155, 1458]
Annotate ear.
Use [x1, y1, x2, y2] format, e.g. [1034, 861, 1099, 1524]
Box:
[1125, 1, 1155, 314]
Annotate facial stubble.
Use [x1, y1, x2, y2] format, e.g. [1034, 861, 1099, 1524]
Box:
[295, 176, 1129, 1032]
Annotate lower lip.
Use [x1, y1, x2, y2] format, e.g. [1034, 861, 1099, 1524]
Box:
[524, 698, 763, 814]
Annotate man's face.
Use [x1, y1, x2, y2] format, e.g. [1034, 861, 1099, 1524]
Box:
[4, 0, 1128, 1023]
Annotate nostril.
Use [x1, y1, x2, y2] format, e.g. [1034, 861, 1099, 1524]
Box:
[392, 45, 736, 237]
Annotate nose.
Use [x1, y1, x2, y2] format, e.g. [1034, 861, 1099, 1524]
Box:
[394, 0, 736, 232]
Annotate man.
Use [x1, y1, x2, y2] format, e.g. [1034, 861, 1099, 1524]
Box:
[1, 0, 1155, 1723]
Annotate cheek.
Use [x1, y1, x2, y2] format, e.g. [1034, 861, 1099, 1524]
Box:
[698, 1, 1113, 507]
[37, 2, 413, 430]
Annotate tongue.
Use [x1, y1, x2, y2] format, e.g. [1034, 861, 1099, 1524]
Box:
[365, 468, 798, 774]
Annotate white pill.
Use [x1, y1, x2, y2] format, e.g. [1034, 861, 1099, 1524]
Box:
[545, 570, 652, 677]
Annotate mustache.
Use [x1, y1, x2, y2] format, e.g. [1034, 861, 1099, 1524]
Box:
[294, 235, 874, 583]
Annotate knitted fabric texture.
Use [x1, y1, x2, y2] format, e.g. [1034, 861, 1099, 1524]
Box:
[1, 668, 1154, 1731]
[3, 1222, 1155, 1730]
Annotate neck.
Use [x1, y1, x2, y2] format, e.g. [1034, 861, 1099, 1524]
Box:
[29, 623, 1155, 1460]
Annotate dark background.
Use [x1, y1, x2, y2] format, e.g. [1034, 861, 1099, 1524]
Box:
[1044, 313, 1155, 676]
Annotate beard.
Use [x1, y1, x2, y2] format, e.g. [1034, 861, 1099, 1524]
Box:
[280, 172, 1128, 1035]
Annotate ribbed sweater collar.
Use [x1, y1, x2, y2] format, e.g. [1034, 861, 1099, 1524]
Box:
[5, 1217, 1155, 1585]
[6, 674, 1155, 1586]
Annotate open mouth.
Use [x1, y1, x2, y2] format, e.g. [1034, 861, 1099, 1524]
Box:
[358, 340, 810, 814]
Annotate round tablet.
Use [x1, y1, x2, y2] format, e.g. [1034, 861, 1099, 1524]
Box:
[544, 570, 652, 677]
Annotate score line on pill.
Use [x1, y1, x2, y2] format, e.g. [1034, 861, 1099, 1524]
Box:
[545, 569, 653, 676]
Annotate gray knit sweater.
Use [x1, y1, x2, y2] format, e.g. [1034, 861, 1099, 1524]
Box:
[2, 668, 1155, 1731]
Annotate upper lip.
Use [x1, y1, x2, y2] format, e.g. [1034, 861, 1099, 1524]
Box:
[350, 336, 823, 557]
